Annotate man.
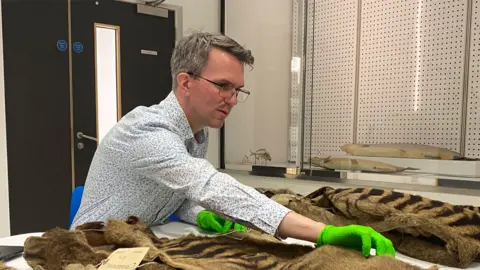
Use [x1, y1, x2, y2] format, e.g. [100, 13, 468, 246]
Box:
[72, 32, 395, 258]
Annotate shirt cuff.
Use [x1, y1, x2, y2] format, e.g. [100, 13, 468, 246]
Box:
[215, 198, 292, 236]
[173, 199, 205, 225]
[252, 198, 292, 236]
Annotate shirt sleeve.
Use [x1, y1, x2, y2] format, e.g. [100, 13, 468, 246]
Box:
[129, 130, 292, 235]
[173, 199, 205, 225]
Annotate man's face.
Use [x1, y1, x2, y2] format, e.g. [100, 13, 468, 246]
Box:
[189, 48, 245, 129]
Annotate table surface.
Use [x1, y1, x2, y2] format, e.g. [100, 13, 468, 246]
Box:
[1, 221, 479, 270]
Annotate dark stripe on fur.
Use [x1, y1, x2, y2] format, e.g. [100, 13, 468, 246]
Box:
[419, 200, 444, 210]
[378, 191, 404, 204]
[368, 188, 385, 196]
[436, 209, 455, 218]
[195, 246, 232, 259]
[264, 191, 275, 198]
[450, 214, 480, 227]
[394, 195, 423, 210]
[334, 188, 349, 194]
[352, 188, 364, 194]
[165, 241, 216, 256]
[358, 194, 368, 200]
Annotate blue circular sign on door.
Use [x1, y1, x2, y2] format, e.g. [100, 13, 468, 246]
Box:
[73, 42, 84, 54]
[57, 40, 67, 52]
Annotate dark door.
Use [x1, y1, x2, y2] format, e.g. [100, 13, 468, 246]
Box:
[2, 0, 176, 234]
[2, 0, 73, 235]
[71, 0, 176, 186]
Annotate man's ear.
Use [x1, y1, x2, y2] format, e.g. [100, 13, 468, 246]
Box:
[176, 72, 191, 96]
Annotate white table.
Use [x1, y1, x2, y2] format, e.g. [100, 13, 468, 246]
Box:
[1, 222, 479, 270]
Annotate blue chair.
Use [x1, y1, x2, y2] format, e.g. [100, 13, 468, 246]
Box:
[68, 185, 179, 226]
[69, 186, 84, 227]
[168, 214, 180, 221]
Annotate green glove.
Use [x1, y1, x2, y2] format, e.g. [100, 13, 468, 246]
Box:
[196, 210, 247, 233]
[317, 225, 395, 258]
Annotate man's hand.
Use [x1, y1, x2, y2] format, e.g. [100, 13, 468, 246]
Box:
[317, 225, 395, 258]
[196, 210, 246, 233]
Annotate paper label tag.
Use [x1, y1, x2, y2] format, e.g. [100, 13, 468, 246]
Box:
[291, 57, 301, 73]
[98, 247, 149, 270]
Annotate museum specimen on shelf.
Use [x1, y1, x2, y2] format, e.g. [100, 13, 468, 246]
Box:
[241, 148, 272, 165]
[340, 143, 465, 160]
[309, 156, 419, 173]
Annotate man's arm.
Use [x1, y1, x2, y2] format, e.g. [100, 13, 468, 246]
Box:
[129, 130, 292, 236]
[127, 130, 396, 255]
[277, 212, 326, 242]
[173, 199, 205, 225]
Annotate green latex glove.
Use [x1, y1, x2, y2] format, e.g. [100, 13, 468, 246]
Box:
[317, 225, 395, 258]
[196, 210, 247, 233]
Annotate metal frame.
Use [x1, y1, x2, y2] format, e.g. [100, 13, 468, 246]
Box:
[220, 0, 226, 169]
[460, 0, 474, 156]
[114, 0, 183, 43]
[152, 2, 183, 43]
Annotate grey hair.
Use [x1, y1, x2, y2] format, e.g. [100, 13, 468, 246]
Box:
[170, 31, 255, 89]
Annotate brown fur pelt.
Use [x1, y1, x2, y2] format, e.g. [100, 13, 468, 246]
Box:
[0, 262, 16, 270]
[254, 187, 301, 198]
[256, 186, 480, 268]
[20, 216, 434, 270]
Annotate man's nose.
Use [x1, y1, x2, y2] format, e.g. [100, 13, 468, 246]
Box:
[225, 92, 238, 106]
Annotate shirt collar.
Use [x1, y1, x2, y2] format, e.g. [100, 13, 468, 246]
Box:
[162, 91, 207, 143]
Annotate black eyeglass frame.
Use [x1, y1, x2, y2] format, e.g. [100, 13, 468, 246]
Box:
[186, 72, 250, 102]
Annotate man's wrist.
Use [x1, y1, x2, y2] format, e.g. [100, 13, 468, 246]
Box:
[316, 224, 333, 246]
[277, 212, 327, 243]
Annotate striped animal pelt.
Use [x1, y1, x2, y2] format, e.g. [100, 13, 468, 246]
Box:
[256, 187, 480, 268]
[20, 216, 433, 270]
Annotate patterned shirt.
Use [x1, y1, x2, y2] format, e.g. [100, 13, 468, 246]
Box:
[71, 91, 291, 235]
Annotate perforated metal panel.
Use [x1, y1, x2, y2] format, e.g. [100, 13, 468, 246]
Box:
[357, 0, 468, 153]
[289, 0, 305, 162]
[302, 0, 316, 161]
[466, 0, 480, 157]
[303, 0, 358, 161]
[292, 0, 480, 162]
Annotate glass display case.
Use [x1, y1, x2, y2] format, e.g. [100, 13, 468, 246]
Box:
[224, 0, 480, 190]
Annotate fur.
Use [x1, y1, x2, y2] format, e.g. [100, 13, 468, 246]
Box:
[20, 216, 433, 270]
[0, 262, 15, 270]
[256, 187, 480, 268]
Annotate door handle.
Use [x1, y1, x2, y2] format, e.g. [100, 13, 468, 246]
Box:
[77, 132, 98, 142]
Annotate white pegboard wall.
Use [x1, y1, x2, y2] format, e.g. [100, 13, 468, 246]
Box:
[356, 0, 468, 153]
[466, 0, 480, 158]
[303, 0, 358, 161]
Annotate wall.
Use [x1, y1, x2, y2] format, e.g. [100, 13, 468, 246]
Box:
[167, 0, 220, 168]
[224, 0, 292, 165]
[0, 0, 10, 238]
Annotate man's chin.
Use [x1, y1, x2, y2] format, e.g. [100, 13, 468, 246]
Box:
[208, 120, 225, 129]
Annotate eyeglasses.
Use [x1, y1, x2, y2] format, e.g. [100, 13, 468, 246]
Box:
[187, 72, 250, 102]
